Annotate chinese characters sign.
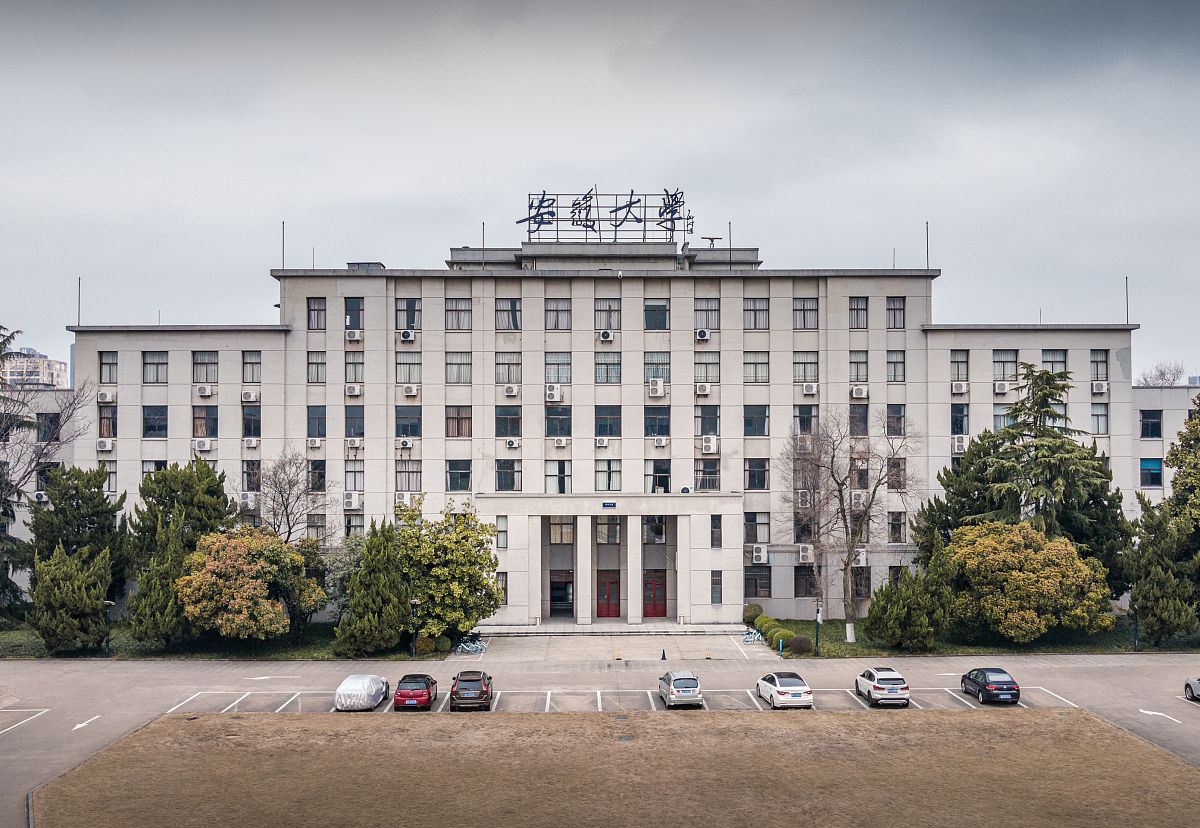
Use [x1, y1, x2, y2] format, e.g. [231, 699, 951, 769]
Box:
[517, 189, 694, 242]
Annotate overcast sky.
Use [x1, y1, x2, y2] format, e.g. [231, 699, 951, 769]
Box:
[2, 0, 1197, 377]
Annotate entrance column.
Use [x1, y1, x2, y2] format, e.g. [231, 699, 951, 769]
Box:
[627, 514, 643, 624]
[527, 515, 543, 625]
[576, 515, 593, 625]
[675, 513, 692, 624]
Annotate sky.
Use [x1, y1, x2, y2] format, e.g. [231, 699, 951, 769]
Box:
[2, 0, 1198, 378]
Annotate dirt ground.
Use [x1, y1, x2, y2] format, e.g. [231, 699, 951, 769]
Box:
[35, 709, 1200, 827]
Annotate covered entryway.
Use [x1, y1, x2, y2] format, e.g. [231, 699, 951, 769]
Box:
[597, 570, 621, 618]
[550, 569, 574, 617]
[643, 569, 667, 617]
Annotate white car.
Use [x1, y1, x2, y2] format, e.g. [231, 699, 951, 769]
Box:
[334, 674, 391, 711]
[756, 671, 814, 709]
[854, 667, 910, 707]
[1185, 676, 1200, 702]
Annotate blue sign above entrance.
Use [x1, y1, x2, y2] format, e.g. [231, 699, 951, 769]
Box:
[602, 502, 617, 509]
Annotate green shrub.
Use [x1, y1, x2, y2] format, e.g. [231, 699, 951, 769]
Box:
[434, 635, 452, 653]
[414, 635, 436, 655]
[753, 614, 772, 631]
[788, 635, 813, 655]
[768, 629, 789, 649]
[762, 624, 784, 642]
[742, 603, 764, 625]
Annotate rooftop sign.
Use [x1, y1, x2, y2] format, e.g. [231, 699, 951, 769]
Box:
[517, 189, 694, 243]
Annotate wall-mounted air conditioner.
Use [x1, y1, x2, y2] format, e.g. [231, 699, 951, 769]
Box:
[243, 438, 259, 449]
[402, 384, 420, 397]
[751, 545, 769, 564]
[598, 330, 615, 342]
[307, 438, 322, 449]
[796, 489, 812, 508]
[397, 438, 415, 450]
[345, 384, 363, 397]
[801, 383, 818, 396]
[399, 329, 417, 342]
[345, 330, 363, 342]
[96, 438, 115, 452]
[797, 544, 815, 564]
[648, 378, 666, 398]
[850, 490, 868, 509]
[343, 491, 363, 510]
[503, 384, 520, 397]
[32, 491, 49, 503]
[951, 381, 969, 395]
[850, 385, 869, 399]
[545, 383, 562, 402]
[652, 436, 669, 448]
[239, 491, 257, 508]
[680, 486, 694, 494]
[993, 381, 1011, 395]
[193, 438, 213, 452]
[346, 438, 364, 449]
[1091, 381, 1109, 395]
[553, 437, 569, 448]
[506, 438, 521, 449]
[795, 435, 814, 454]
[951, 435, 968, 455]
[196, 385, 214, 398]
[695, 329, 711, 341]
[701, 436, 719, 455]
[240, 389, 260, 403]
[853, 549, 868, 568]
[394, 491, 411, 505]
[96, 391, 117, 403]
[695, 383, 711, 396]
[594, 437, 609, 448]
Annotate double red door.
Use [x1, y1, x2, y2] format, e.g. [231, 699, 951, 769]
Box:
[643, 569, 667, 617]
[597, 570, 621, 618]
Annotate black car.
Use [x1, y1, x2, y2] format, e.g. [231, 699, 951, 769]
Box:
[449, 670, 494, 711]
[961, 668, 1020, 704]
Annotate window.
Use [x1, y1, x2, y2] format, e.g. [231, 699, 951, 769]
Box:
[496, 298, 522, 330]
[495, 517, 508, 549]
[644, 351, 670, 382]
[242, 460, 261, 493]
[307, 406, 326, 438]
[546, 405, 572, 437]
[886, 350, 905, 382]
[142, 406, 167, 438]
[793, 404, 817, 435]
[594, 298, 621, 330]
[594, 352, 621, 383]
[744, 511, 769, 543]
[495, 352, 521, 384]
[793, 297, 818, 330]
[694, 298, 720, 330]
[192, 406, 217, 438]
[1042, 349, 1067, 374]
[1091, 349, 1109, 382]
[596, 515, 621, 544]
[495, 406, 521, 438]
[142, 459, 167, 480]
[886, 404, 905, 436]
[745, 458, 769, 490]
[307, 297, 326, 331]
[344, 297, 364, 330]
[889, 566, 905, 586]
[99, 351, 118, 384]
[745, 565, 771, 599]
[644, 406, 670, 437]
[743, 298, 769, 330]
[595, 405, 622, 437]
[645, 459, 671, 493]
[308, 460, 326, 492]
[396, 298, 422, 330]
[887, 458, 906, 490]
[951, 350, 969, 382]
[102, 469, 116, 494]
[142, 351, 168, 384]
[344, 405, 365, 438]
[886, 297, 905, 329]
[446, 352, 472, 384]
[545, 352, 571, 384]
[446, 298, 472, 330]
[550, 516, 576, 544]
[1092, 403, 1109, 435]
[849, 297, 868, 329]
[744, 405, 768, 436]
[345, 351, 365, 383]
[1049, 402, 1067, 431]
[306, 513, 325, 540]
[1141, 458, 1163, 487]
[1141, 410, 1163, 438]
[595, 459, 621, 491]
[545, 298, 571, 330]
[849, 350, 868, 382]
[192, 351, 218, 384]
[642, 515, 666, 545]
[793, 351, 818, 383]
[447, 460, 472, 491]
[950, 403, 968, 436]
[545, 460, 571, 494]
[644, 299, 669, 330]
[35, 413, 60, 443]
[446, 406, 472, 437]
[345, 513, 365, 536]
[395, 459, 421, 491]
[694, 352, 720, 383]
[395, 352, 421, 384]
[695, 459, 720, 491]
[850, 404, 868, 436]
[394, 405, 421, 437]
[345, 459, 364, 491]
[852, 567, 872, 600]
[794, 514, 812, 543]
[694, 405, 719, 436]
[307, 351, 326, 384]
[794, 565, 818, 598]
[993, 349, 1018, 382]
[710, 571, 723, 604]
[496, 459, 522, 491]
[889, 511, 906, 543]
[99, 404, 118, 438]
[242, 351, 261, 383]
[710, 515, 722, 548]
[993, 403, 1013, 431]
[744, 351, 769, 383]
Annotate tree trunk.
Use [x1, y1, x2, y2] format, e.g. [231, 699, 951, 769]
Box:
[843, 553, 856, 643]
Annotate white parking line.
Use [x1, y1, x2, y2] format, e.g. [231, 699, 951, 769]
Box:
[596, 690, 603, 712]
[544, 692, 552, 713]
[491, 691, 501, 711]
[746, 689, 763, 711]
[944, 689, 977, 708]
[275, 693, 301, 713]
[700, 696, 709, 710]
[908, 697, 923, 709]
[730, 636, 749, 660]
[437, 693, 450, 712]
[220, 693, 251, 713]
[646, 690, 656, 710]
[1034, 687, 1078, 708]
[0, 709, 49, 736]
[164, 693, 203, 715]
[1016, 701, 1028, 708]
[1140, 708, 1182, 724]
[845, 689, 869, 709]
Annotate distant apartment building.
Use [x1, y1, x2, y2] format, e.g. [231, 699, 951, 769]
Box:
[1, 347, 68, 389]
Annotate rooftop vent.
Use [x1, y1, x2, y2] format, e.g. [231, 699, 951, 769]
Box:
[347, 262, 386, 270]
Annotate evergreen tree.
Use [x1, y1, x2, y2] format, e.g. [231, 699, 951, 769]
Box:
[30, 543, 111, 651]
[128, 506, 187, 650]
[1126, 495, 1199, 646]
[864, 540, 953, 651]
[1164, 392, 1200, 519]
[334, 521, 409, 656]
[132, 459, 236, 567]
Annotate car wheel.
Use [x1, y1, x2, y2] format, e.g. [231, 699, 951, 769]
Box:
[1187, 684, 1197, 702]
[902, 700, 910, 708]
[769, 694, 777, 709]
[961, 680, 969, 694]
[866, 691, 875, 707]
[978, 689, 987, 704]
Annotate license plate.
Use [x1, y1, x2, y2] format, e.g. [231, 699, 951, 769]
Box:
[888, 689, 898, 694]
[791, 693, 803, 698]
[405, 699, 417, 705]
[998, 694, 1011, 699]
[462, 692, 476, 697]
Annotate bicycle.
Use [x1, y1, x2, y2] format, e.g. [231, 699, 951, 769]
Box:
[455, 637, 487, 655]
[742, 628, 766, 645]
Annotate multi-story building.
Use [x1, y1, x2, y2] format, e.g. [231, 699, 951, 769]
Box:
[1, 347, 69, 389]
[1130, 385, 1200, 504]
[61, 234, 1142, 626]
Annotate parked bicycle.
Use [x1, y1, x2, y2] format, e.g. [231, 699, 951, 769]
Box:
[455, 635, 488, 655]
[742, 627, 766, 645]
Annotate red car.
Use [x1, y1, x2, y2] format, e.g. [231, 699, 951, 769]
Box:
[393, 673, 438, 711]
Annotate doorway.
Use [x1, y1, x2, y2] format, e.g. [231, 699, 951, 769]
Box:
[597, 570, 621, 618]
[643, 569, 666, 617]
[550, 569, 574, 618]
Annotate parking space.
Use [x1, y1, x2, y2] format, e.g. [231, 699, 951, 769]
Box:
[549, 691, 597, 712]
[812, 689, 868, 710]
[0, 709, 49, 737]
[492, 691, 543, 712]
[598, 690, 656, 712]
[704, 689, 762, 711]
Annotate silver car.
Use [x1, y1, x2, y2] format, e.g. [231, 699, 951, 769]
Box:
[658, 669, 703, 709]
[334, 674, 391, 711]
[1185, 676, 1200, 702]
[854, 666, 911, 707]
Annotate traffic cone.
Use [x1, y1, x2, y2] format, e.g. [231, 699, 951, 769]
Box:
[705, 649, 711, 659]
[661, 649, 667, 660]
[615, 649, 621, 660]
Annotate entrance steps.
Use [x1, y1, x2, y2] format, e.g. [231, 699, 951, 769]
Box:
[477, 620, 744, 637]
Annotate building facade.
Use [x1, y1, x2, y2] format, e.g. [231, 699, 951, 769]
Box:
[1, 347, 69, 389]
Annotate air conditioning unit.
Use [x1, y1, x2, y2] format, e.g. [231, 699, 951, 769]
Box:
[751, 545, 769, 564]
[241, 389, 260, 403]
[853, 550, 868, 568]
[653, 436, 669, 448]
[346, 438, 364, 449]
[553, 437, 569, 448]
[1091, 381, 1109, 395]
[850, 385, 869, 399]
[343, 491, 363, 510]
[598, 329, 615, 342]
[852, 457, 868, 470]
[695, 329, 711, 341]
[594, 437, 609, 448]
[951, 435, 968, 455]
[307, 438, 322, 449]
[399, 329, 417, 342]
[545, 384, 562, 402]
[993, 381, 1010, 395]
[345, 384, 363, 397]
[701, 435, 719, 455]
[850, 490, 868, 509]
[196, 385, 214, 397]
[796, 489, 812, 508]
[801, 383, 818, 396]
[96, 438, 115, 452]
[506, 438, 521, 449]
[951, 381, 969, 395]
[33, 491, 50, 503]
[345, 330, 363, 342]
[394, 491, 411, 506]
[795, 435, 814, 454]
[397, 438, 415, 450]
[96, 391, 117, 403]
[695, 383, 711, 396]
[680, 486, 693, 494]
[648, 378, 665, 397]
[243, 438, 260, 449]
[239, 491, 257, 508]
[193, 438, 213, 452]
[402, 384, 420, 397]
[797, 544, 815, 564]
[503, 384, 520, 397]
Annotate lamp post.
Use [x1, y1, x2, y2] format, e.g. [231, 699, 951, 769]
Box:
[814, 600, 822, 658]
[410, 597, 422, 658]
[102, 600, 116, 657]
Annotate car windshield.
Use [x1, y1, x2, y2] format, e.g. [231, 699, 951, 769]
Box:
[673, 678, 699, 688]
[398, 680, 427, 690]
[876, 677, 905, 685]
[457, 679, 484, 690]
[778, 677, 806, 687]
[985, 672, 1014, 683]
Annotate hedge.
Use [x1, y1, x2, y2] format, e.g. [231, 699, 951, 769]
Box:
[743, 603, 764, 625]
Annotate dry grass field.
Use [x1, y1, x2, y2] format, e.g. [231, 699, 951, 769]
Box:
[35, 709, 1200, 827]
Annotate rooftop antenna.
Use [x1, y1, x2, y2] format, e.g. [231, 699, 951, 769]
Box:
[482, 221, 486, 269]
[728, 221, 733, 271]
[701, 236, 721, 248]
[312, 246, 315, 268]
[892, 247, 896, 269]
[1125, 276, 1129, 324]
[76, 277, 81, 326]
[925, 221, 930, 269]
[281, 220, 286, 269]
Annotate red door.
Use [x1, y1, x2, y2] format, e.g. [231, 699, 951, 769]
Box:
[597, 570, 621, 618]
[643, 569, 667, 617]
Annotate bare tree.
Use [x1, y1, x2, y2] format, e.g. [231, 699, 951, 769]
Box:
[241, 444, 341, 544]
[775, 405, 922, 643]
[0, 383, 94, 508]
[1136, 360, 1187, 387]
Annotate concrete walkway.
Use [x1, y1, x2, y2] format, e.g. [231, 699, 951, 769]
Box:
[478, 619, 746, 636]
